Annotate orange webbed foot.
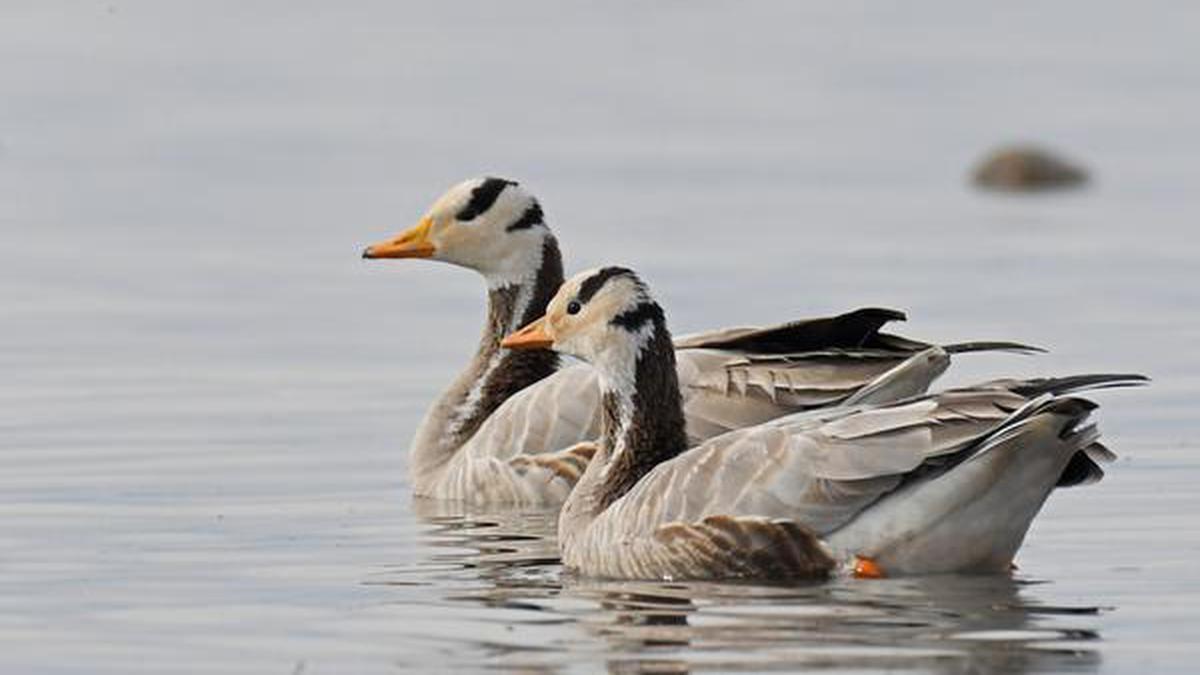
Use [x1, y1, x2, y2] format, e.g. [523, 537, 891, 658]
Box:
[853, 556, 885, 579]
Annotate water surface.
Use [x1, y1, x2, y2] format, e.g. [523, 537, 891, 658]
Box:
[3, 2, 1199, 672]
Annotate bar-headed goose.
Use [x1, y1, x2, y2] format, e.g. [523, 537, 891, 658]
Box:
[503, 266, 1145, 579]
[363, 178, 1035, 505]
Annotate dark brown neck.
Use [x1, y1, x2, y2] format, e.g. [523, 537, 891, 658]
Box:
[444, 236, 564, 445]
[595, 311, 688, 511]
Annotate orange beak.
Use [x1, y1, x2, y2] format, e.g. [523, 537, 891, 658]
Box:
[501, 317, 554, 350]
[362, 217, 436, 259]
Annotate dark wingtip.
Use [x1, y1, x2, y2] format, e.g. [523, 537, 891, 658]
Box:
[1013, 373, 1150, 397]
[942, 341, 1047, 355]
[690, 306, 910, 354]
[854, 307, 907, 323]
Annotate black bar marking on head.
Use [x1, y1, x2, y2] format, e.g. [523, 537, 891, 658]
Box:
[457, 177, 516, 221]
[506, 202, 544, 231]
[576, 266, 636, 304]
[611, 301, 663, 332]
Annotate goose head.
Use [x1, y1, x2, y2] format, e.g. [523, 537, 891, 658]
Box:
[503, 266, 669, 388]
[506, 267, 689, 504]
[362, 177, 552, 287]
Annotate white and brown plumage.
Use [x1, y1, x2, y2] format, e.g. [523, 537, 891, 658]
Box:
[502, 267, 1145, 579]
[363, 178, 1035, 506]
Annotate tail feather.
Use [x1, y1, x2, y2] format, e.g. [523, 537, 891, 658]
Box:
[1055, 420, 1106, 487]
[826, 374, 1142, 573]
[975, 395, 1114, 488]
[930, 377, 1142, 489]
[1057, 444, 1107, 487]
[1084, 441, 1117, 464]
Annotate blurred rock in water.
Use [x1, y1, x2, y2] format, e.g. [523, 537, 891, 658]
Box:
[972, 145, 1089, 191]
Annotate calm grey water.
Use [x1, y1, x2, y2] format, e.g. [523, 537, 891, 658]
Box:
[4, 2, 1199, 672]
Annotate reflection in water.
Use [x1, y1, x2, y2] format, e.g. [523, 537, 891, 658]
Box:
[375, 502, 1103, 673]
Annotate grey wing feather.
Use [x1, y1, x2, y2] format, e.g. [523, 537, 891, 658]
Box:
[599, 382, 1089, 538]
[570, 375, 1145, 577]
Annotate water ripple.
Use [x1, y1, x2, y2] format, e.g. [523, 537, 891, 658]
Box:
[366, 503, 1105, 673]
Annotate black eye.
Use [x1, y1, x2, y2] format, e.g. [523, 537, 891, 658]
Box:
[567, 300, 582, 315]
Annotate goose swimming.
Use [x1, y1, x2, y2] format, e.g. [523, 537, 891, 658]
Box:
[363, 178, 1036, 506]
[502, 266, 1145, 579]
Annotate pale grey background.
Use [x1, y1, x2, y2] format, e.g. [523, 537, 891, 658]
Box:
[3, 2, 1198, 672]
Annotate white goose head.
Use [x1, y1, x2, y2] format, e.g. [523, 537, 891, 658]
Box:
[363, 176, 553, 287]
[506, 266, 688, 510]
[503, 266, 668, 393]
